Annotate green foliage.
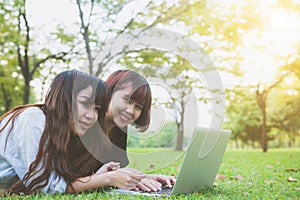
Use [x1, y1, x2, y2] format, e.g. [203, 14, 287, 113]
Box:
[0, 0, 74, 106]
[100, 0, 128, 15]
[224, 85, 262, 148]
[267, 77, 300, 147]
[0, 57, 23, 115]
[128, 121, 183, 148]
[225, 74, 300, 149]
[120, 48, 207, 103]
[173, 0, 254, 76]
[51, 26, 76, 45]
[282, 56, 300, 80]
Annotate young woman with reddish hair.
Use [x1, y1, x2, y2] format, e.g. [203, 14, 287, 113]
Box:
[0, 69, 144, 195]
[104, 69, 176, 192]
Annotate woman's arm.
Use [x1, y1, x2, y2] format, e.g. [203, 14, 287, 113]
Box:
[66, 173, 110, 193]
[66, 168, 145, 193]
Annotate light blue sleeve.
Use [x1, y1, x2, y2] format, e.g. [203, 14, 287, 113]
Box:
[2, 107, 67, 193]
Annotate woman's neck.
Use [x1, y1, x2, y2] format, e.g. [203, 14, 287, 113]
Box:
[105, 117, 115, 133]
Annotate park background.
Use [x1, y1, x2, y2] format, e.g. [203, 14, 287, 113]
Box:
[0, 0, 300, 199]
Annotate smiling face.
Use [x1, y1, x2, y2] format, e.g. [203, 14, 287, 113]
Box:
[75, 85, 100, 137]
[105, 70, 152, 132]
[106, 85, 144, 129]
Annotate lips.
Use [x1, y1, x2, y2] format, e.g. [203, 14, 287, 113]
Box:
[79, 121, 92, 130]
[119, 112, 132, 124]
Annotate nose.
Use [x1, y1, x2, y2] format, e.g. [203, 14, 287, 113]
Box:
[126, 103, 135, 117]
[85, 108, 96, 120]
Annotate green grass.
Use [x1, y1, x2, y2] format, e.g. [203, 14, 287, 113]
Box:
[127, 148, 185, 173]
[1, 148, 300, 199]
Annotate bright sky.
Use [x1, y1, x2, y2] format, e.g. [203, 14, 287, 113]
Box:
[27, 0, 77, 29]
[235, 4, 297, 87]
[238, 5, 300, 85]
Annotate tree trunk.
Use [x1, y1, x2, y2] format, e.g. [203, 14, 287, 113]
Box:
[261, 105, 267, 152]
[235, 139, 239, 149]
[256, 92, 268, 153]
[23, 80, 30, 104]
[175, 101, 185, 151]
[256, 89, 268, 153]
[175, 123, 183, 151]
[1, 83, 12, 112]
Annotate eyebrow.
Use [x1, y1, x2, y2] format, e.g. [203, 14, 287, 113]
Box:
[124, 94, 145, 106]
[123, 94, 131, 98]
[78, 96, 98, 104]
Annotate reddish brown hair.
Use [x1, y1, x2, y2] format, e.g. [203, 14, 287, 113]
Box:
[105, 70, 152, 132]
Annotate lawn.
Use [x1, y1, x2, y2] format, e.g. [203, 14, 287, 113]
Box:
[1, 148, 300, 199]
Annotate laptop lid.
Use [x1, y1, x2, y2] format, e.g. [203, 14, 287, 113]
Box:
[171, 127, 231, 195]
[109, 127, 231, 196]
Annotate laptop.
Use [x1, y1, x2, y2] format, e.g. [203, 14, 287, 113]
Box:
[109, 127, 231, 196]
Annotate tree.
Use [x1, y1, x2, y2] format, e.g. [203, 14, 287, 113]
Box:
[0, 0, 72, 105]
[186, 0, 300, 152]
[255, 74, 289, 152]
[0, 1, 24, 113]
[283, 55, 300, 80]
[70, 0, 209, 151]
[120, 50, 207, 150]
[0, 59, 24, 115]
[224, 86, 261, 148]
[72, 0, 204, 77]
[268, 73, 300, 147]
[276, 54, 300, 146]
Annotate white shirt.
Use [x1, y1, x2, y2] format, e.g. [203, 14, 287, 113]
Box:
[0, 107, 67, 193]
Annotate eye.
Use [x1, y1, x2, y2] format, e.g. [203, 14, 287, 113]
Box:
[80, 101, 100, 111]
[123, 96, 130, 103]
[135, 104, 143, 111]
[94, 105, 101, 111]
[80, 101, 89, 108]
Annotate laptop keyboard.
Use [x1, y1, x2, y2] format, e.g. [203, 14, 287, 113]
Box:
[149, 185, 173, 196]
[108, 186, 173, 197]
